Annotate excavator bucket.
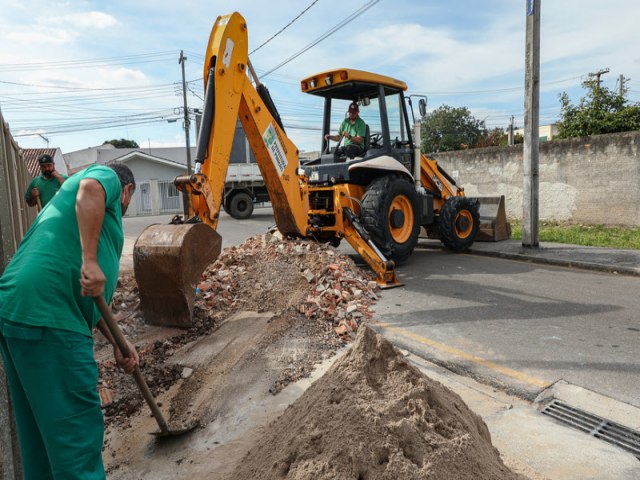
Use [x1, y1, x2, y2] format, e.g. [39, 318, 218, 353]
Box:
[472, 195, 511, 242]
[133, 223, 222, 327]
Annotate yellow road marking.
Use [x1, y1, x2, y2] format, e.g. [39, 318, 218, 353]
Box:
[375, 321, 549, 389]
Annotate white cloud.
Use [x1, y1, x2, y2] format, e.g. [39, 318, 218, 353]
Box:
[6, 27, 77, 46]
[43, 11, 119, 29]
[149, 134, 186, 148]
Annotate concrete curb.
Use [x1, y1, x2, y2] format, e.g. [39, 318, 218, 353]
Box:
[416, 241, 640, 277]
[467, 247, 640, 277]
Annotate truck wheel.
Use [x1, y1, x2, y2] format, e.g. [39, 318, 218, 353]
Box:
[438, 196, 480, 251]
[360, 175, 421, 265]
[229, 192, 254, 219]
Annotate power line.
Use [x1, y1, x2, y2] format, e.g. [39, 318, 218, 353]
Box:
[261, 0, 381, 77]
[250, 0, 321, 55]
[0, 78, 178, 92]
[0, 51, 177, 72]
[414, 76, 584, 97]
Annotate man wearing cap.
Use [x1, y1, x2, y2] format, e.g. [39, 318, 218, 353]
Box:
[0, 163, 139, 479]
[325, 102, 367, 158]
[25, 153, 68, 209]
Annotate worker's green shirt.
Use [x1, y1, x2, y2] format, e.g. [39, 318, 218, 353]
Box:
[339, 117, 367, 148]
[0, 165, 124, 336]
[25, 175, 68, 207]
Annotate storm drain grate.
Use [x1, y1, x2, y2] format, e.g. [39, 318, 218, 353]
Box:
[541, 399, 640, 460]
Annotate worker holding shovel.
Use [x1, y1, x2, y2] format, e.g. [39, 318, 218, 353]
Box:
[24, 153, 68, 210]
[0, 163, 139, 480]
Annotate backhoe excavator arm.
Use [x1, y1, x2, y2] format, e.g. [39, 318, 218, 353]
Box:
[175, 12, 308, 237]
[134, 12, 403, 328]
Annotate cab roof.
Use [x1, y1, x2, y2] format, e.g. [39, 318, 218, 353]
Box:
[300, 68, 407, 100]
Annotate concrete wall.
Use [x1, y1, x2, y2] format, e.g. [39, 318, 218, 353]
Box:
[430, 131, 640, 226]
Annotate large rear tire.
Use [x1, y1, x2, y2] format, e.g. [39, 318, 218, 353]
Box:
[438, 196, 480, 251]
[360, 175, 421, 265]
[228, 191, 254, 219]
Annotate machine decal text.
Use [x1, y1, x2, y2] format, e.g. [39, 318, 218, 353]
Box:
[222, 38, 234, 68]
[264, 123, 288, 175]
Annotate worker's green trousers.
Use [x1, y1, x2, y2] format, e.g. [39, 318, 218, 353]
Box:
[0, 318, 105, 480]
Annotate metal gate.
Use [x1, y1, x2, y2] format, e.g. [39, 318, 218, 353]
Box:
[133, 182, 152, 215]
[158, 180, 183, 213]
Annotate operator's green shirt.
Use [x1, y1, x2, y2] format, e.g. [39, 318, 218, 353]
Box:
[25, 174, 68, 207]
[0, 165, 124, 336]
[339, 116, 367, 148]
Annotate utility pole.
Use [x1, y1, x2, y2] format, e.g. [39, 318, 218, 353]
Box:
[588, 68, 609, 94]
[508, 116, 515, 146]
[179, 51, 192, 176]
[179, 50, 192, 218]
[619, 74, 625, 97]
[523, 0, 540, 247]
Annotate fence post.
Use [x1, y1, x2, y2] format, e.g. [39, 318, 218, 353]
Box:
[150, 179, 160, 216]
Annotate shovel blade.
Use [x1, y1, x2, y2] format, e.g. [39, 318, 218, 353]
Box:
[134, 223, 222, 327]
[149, 420, 200, 437]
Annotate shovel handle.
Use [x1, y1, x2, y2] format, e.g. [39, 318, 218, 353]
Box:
[36, 197, 42, 212]
[93, 296, 169, 434]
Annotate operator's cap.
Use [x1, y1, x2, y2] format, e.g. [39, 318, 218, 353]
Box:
[348, 102, 359, 113]
[37, 154, 54, 165]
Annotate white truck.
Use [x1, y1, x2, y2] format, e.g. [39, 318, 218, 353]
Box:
[222, 121, 269, 219]
[223, 161, 268, 219]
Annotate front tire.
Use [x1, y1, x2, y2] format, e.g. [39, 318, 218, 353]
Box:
[360, 175, 421, 265]
[438, 196, 480, 251]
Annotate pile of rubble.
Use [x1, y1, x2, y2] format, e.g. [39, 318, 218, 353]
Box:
[96, 233, 380, 426]
[193, 233, 379, 339]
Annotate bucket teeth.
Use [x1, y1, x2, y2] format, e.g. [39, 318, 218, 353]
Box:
[133, 223, 222, 327]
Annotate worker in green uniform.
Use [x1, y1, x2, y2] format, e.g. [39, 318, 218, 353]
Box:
[0, 163, 139, 480]
[24, 153, 68, 209]
[325, 102, 367, 158]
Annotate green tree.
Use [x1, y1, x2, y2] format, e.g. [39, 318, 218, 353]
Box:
[102, 138, 140, 148]
[557, 76, 640, 138]
[421, 105, 485, 152]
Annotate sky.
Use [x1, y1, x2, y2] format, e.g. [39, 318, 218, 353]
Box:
[1, 0, 639, 155]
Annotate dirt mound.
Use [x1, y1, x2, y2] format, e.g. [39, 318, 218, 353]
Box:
[226, 326, 524, 480]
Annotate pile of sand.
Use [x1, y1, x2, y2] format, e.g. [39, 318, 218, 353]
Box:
[226, 326, 523, 480]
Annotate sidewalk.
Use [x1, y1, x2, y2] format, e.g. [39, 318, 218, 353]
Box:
[403, 352, 640, 480]
[419, 238, 640, 277]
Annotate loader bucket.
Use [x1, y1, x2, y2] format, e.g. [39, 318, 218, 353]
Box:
[472, 195, 511, 242]
[133, 223, 222, 327]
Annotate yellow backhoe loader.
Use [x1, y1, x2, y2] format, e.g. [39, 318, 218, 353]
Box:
[133, 12, 510, 327]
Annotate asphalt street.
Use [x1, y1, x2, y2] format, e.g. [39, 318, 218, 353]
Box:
[378, 245, 640, 406]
